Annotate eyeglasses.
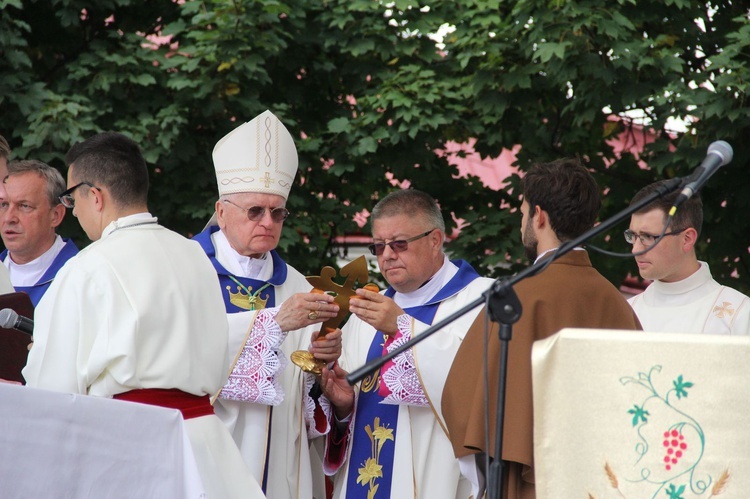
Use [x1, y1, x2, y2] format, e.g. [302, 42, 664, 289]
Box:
[368, 229, 436, 256]
[624, 228, 686, 246]
[58, 181, 101, 208]
[222, 199, 290, 223]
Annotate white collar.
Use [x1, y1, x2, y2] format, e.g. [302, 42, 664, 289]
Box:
[392, 255, 457, 309]
[212, 229, 271, 280]
[101, 213, 158, 238]
[533, 246, 585, 264]
[650, 261, 712, 295]
[4, 235, 66, 286]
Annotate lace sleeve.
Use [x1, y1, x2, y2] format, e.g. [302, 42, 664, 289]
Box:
[378, 314, 428, 406]
[219, 307, 287, 405]
[303, 372, 332, 438]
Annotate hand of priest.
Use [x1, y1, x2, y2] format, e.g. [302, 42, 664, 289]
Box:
[274, 292, 340, 332]
[349, 288, 404, 337]
[309, 328, 342, 363]
[320, 362, 354, 420]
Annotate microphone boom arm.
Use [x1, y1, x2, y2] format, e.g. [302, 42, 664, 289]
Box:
[346, 177, 683, 385]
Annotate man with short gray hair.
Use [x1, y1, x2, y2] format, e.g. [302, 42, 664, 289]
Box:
[0, 159, 78, 305]
[193, 110, 341, 498]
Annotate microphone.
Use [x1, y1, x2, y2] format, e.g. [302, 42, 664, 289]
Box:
[670, 141, 733, 216]
[0, 308, 34, 336]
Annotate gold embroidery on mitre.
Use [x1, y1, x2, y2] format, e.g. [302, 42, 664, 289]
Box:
[226, 285, 269, 311]
[221, 176, 256, 186]
[262, 114, 273, 168]
[713, 301, 735, 319]
[261, 171, 275, 188]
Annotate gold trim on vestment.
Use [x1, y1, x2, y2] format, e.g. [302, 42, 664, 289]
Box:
[412, 308, 452, 440]
[210, 310, 261, 404]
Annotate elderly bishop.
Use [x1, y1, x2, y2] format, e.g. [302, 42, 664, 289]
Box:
[193, 110, 341, 498]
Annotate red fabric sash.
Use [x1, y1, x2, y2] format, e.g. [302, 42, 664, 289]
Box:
[113, 388, 214, 420]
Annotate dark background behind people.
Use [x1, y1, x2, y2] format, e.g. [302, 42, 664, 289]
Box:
[1, 1, 748, 293]
[443, 158, 641, 499]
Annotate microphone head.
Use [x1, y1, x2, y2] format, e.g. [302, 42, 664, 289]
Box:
[0, 308, 19, 329]
[707, 140, 733, 166]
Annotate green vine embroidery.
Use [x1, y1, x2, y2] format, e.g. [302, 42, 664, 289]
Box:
[618, 366, 717, 498]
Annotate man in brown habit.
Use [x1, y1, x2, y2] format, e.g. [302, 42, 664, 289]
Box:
[442, 158, 641, 498]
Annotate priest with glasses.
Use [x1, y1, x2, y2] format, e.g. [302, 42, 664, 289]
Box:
[319, 188, 493, 498]
[626, 179, 750, 335]
[192, 110, 342, 499]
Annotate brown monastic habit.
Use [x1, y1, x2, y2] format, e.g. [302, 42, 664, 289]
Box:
[442, 250, 641, 498]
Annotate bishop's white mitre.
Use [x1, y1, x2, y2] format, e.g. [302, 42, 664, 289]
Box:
[212, 110, 298, 200]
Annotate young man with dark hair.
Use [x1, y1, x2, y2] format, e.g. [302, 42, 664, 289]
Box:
[443, 158, 641, 499]
[627, 179, 749, 334]
[23, 131, 264, 498]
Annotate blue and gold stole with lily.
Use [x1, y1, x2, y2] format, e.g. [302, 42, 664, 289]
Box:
[345, 260, 480, 498]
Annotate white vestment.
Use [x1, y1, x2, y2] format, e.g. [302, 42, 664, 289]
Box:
[629, 261, 750, 335]
[330, 258, 493, 499]
[0, 260, 13, 294]
[207, 228, 330, 499]
[23, 214, 263, 499]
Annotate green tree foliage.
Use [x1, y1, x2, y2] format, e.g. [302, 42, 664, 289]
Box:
[1, 0, 748, 292]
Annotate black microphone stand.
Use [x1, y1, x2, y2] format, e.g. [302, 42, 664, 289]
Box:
[345, 177, 683, 499]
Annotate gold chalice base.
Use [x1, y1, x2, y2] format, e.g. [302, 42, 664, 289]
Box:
[290, 350, 326, 376]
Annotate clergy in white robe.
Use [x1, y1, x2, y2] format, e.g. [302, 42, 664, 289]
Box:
[627, 179, 749, 335]
[196, 110, 341, 498]
[629, 261, 750, 334]
[328, 260, 491, 498]
[196, 225, 339, 497]
[320, 189, 492, 499]
[1, 235, 78, 305]
[23, 131, 263, 499]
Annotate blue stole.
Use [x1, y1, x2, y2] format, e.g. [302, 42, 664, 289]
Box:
[0, 238, 79, 308]
[192, 226, 288, 312]
[345, 260, 480, 498]
[192, 226, 291, 492]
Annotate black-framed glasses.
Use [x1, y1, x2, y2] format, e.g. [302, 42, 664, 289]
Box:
[58, 181, 100, 209]
[368, 229, 436, 256]
[624, 228, 686, 246]
[222, 199, 290, 223]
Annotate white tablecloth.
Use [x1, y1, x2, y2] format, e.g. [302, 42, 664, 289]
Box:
[0, 383, 205, 498]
